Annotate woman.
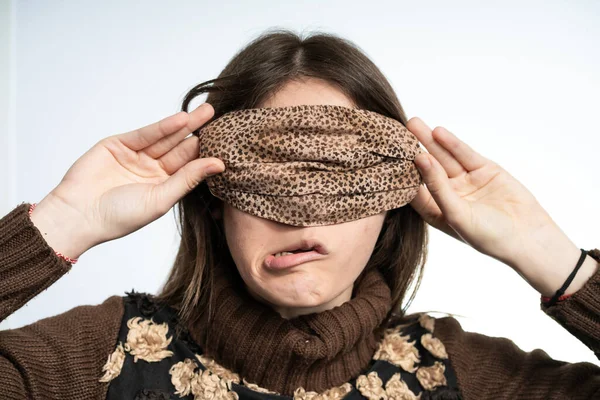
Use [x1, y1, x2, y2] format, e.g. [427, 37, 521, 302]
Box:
[1, 29, 598, 400]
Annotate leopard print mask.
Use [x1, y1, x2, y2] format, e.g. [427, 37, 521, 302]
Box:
[197, 104, 424, 226]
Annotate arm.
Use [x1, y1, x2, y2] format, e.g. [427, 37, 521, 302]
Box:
[0, 202, 125, 399]
[0, 202, 75, 322]
[433, 249, 600, 400]
[540, 248, 600, 359]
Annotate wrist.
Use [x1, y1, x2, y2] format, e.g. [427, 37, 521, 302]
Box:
[29, 195, 96, 261]
[510, 238, 597, 298]
[506, 222, 586, 297]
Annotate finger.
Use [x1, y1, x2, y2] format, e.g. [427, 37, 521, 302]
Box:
[117, 111, 190, 152]
[406, 117, 465, 178]
[431, 126, 488, 172]
[414, 152, 468, 226]
[143, 103, 215, 159]
[152, 157, 225, 213]
[157, 134, 205, 176]
[410, 184, 442, 223]
[410, 185, 467, 243]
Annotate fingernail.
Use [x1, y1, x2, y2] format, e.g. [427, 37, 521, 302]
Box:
[206, 163, 224, 176]
[415, 155, 431, 170]
[196, 103, 211, 113]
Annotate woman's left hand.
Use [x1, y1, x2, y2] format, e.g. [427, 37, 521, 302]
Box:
[405, 117, 595, 297]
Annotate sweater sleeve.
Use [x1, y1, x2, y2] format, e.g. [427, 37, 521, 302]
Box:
[0, 202, 125, 399]
[433, 249, 600, 400]
[0, 202, 74, 322]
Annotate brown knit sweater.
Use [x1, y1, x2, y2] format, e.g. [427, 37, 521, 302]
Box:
[1, 202, 599, 400]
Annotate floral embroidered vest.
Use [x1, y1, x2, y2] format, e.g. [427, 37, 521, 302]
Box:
[99, 291, 463, 400]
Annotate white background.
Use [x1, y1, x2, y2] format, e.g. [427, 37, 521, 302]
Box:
[1, 0, 598, 368]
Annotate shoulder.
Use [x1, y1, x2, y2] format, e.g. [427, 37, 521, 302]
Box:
[362, 311, 463, 399]
[392, 311, 529, 368]
[3, 293, 124, 341]
[410, 312, 584, 400]
[427, 312, 543, 361]
[0, 294, 125, 399]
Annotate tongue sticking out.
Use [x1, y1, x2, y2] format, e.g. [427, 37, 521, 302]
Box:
[266, 247, 325, 269]
[273, 248, 314, 257]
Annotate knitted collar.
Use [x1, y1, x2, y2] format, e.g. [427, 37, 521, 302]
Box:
[185, 263, 393, 396]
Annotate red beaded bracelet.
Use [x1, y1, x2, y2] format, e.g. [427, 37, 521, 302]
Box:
[28, 203, 79, 264]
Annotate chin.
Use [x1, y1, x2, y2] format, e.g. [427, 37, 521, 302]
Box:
[258, 275, 331, 308]
[273, 293, 329, 309]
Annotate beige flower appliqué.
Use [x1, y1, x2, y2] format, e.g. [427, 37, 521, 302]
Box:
[169, 356, 239, 400]
[293, 382, 353, 400]
[196, 354, 241, 386]
[197, 353, 286, 396]
[99, 316, 174, 383]
[418, 313, 435, 333]
[170, 358, 198, 396]
[193, 353, 352, 400]
[99, 342, 126, 383]
[356, 371, 421, 400]
[124, 317, 174, 363]
[243, 378, 281, 395]
[416, 361, 447, 391]
[192, 368, 239, 400]
[373, 327, 420, 373]
[420, 333, 448, 360]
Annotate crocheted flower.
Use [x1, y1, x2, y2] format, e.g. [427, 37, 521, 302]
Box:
[196, 354, 241, 385]
[191, 368, 239, 400]
[356, 371, 388, 400]
[420, 334, 448, 360]
[169, 358, 198, 396]
[169, 357, 240, 400]
[385, 373, 421, 400]
[99, 341, 126, 383]
[357, 371, 422, 400]
[123, 317, 174, 363]
[373, 328, 420, 373]
[293, 382, 353, 400]
[416, 361, 447, 391]
[418, 314, 435, 333]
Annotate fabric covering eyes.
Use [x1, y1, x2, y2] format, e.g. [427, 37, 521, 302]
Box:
[197, 104, 424, 226]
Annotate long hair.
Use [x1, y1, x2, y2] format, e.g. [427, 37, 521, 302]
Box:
[154, 28, 433, 335]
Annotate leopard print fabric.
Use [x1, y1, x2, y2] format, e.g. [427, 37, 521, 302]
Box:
[198, 104, 424, 226]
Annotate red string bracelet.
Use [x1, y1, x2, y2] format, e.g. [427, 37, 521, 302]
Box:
[541, 293, 572, 303]
[28, 203, 79, 265]
[540, 249, 589, 305]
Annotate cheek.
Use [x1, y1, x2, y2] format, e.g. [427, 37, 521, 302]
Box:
[223, 210, 270, 280]
[223, 218, 251, 268]
[345, 219, 384, 264]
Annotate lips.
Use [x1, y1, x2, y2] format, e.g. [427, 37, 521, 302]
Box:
[264, 239, 328, 270]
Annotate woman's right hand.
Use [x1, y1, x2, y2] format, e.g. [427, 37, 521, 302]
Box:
[30, 102, 225, 260]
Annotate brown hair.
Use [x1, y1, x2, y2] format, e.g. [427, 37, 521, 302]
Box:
[154, 28, 437, 335]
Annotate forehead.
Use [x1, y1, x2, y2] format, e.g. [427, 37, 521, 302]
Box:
[258, 78, 356, 110]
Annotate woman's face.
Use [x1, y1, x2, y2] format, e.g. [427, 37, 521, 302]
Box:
[219, 77, 387, 319]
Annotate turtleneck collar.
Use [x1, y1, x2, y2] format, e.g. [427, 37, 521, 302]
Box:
[186, 263, 393, 396]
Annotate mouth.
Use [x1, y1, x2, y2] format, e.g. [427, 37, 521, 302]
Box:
[264, 239, 328, 270]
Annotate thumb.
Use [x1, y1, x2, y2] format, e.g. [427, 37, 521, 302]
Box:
[414, 153, 466, 225]
[154, 158, 225, 211]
